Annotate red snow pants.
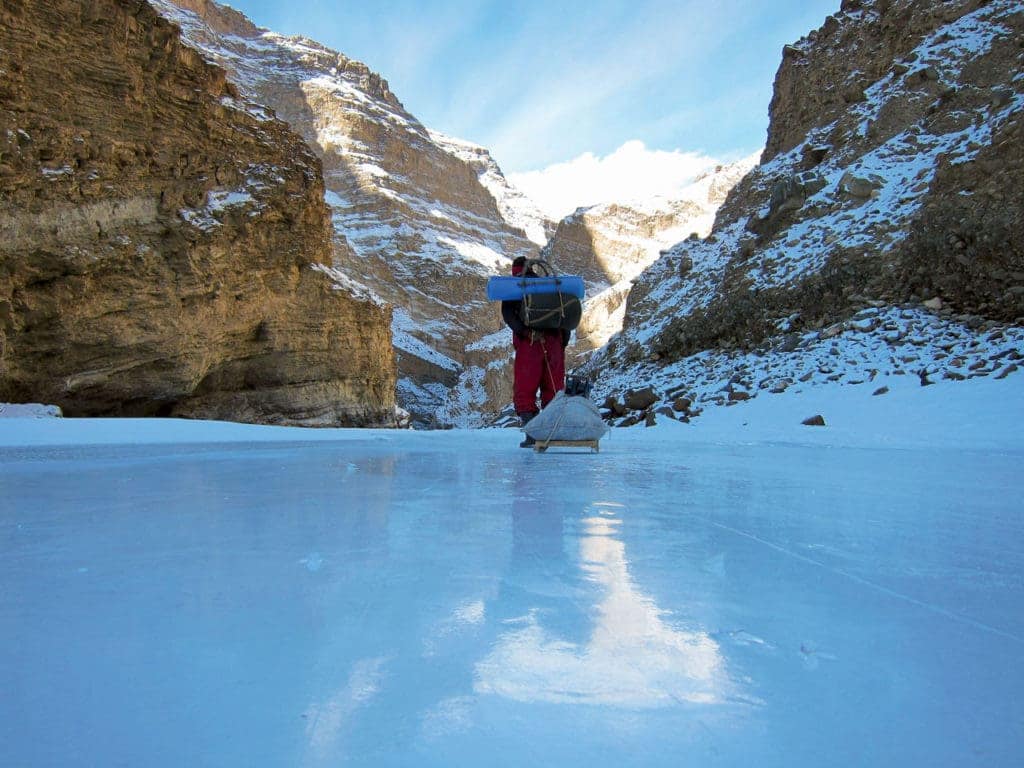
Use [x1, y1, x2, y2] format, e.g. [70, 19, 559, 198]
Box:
[512, 330, 565, 415]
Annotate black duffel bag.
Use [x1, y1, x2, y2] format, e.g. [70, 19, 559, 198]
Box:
[520, 291, 582, 330]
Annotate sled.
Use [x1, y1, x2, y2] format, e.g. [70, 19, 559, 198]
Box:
[534, 439, 600, 453]
[523, 390, 608, 454]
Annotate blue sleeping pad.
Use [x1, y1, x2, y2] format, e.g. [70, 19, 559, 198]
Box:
[486, 275, 585, 301]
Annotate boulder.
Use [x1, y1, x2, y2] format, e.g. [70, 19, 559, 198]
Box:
[624, 386, 658, 411]
[839, 170, 885, 198]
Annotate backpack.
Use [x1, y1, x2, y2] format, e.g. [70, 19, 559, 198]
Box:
[517, 259, 582, 331]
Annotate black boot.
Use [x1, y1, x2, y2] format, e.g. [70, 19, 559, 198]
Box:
[517, 411, 538, 448]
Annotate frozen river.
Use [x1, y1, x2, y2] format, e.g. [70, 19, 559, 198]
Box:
[2, 423, 1022, 767]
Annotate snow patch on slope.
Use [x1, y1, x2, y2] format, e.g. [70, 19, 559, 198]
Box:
[429, 130, 554, 246]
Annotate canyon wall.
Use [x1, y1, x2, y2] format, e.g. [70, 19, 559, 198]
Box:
[0, 0, 396, 425]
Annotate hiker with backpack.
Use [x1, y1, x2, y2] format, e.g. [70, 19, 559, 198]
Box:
[502, 256, 570, 447]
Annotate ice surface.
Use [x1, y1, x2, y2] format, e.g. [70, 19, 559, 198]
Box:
[2, 384, 1023, 767]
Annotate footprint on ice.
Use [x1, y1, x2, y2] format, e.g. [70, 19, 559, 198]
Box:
[727, 629, 774, 651]
[800, 642, 838, 670]
[300, 553, 324, 572]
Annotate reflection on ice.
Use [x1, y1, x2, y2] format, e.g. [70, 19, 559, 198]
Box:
[454, 599, 486, 625]
[475, 504, 732, 708]
[423, 599, 488, 657]
[303, 657, 387, 765]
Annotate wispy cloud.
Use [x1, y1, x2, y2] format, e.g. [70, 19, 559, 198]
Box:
[448, 0, 733, 169]
[508, 140, 726, 220]
[231, 0, 838, 173]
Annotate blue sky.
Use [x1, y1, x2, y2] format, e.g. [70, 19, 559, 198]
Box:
[220, 1, 838, 216]
[223, 1, 838, 169]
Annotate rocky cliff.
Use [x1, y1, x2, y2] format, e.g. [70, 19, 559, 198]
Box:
[152, 0, 548, 427]
[539, 159, 756, 359]
[586, 0, 1023, 425]
[0, 0, 395, 425]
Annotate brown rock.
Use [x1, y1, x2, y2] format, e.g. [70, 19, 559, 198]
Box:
[672, 396, 693, 412]
[995, 363, 1019, 380]
[0, 0, 395, 425]
[802, 415, 826, 426]
[625, 386, 658, 411]
[603, 395, 628, 417]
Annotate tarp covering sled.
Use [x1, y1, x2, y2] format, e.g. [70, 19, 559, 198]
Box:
[523, 391, 609, 451]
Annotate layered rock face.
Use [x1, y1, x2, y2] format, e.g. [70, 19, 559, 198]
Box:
[762, 0, 1024, 320]
[429, 131, 555, 248]
[153, 0, 547, 426]
[540, 159, 756, 358]
[586, 0, 1023, 421]
[0, 0, 395, 425]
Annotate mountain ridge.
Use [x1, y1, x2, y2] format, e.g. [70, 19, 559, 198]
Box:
[151, 0, 548, 426]
[584, 0, 1023, 427]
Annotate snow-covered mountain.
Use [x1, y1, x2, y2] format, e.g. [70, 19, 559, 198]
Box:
[8, 0, 1019, 432]
[151, 0, 548, 426]
[584, 0, 1024, 426]
[428, 130, 557, 248]
[540, 157, 758, 360]
[149, 0, 796, 428]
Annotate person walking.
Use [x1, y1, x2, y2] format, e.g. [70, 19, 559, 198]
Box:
[501, 256, 570, 447]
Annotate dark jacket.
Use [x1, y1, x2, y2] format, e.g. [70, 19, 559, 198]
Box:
[501, 299, 529, 337]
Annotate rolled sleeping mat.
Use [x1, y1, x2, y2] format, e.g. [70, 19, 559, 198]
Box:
[486, 275, 585, 301]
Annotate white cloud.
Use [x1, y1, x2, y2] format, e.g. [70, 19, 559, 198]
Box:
[507, 140, 725, 221]
[415, 0, 733, 173]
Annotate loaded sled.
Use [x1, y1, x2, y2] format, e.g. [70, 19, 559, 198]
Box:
[523, 377, 608, 453]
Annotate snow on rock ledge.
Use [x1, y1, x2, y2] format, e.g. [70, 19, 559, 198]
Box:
[586, 0, 1024, 428]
